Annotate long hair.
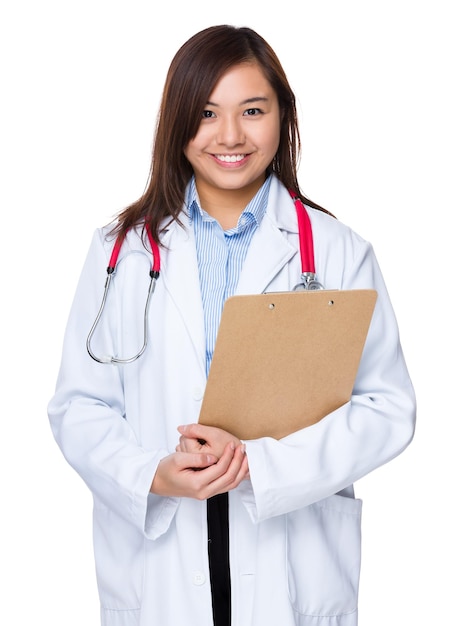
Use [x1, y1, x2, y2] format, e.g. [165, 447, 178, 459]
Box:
[112, 25, 331, 244]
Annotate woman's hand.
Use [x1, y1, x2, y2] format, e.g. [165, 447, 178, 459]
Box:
[150, 438, 248, 499]
[176, 423, 242, 458]
[176, 422, 250, 484]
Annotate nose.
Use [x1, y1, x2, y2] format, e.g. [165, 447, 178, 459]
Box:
[216, 115, 245, 147]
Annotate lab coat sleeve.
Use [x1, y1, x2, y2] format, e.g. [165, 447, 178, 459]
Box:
[47, 230, 178, 540]
[239, 237, 416, 522]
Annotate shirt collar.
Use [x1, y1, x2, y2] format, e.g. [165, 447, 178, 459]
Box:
[186, 175, 272, 231]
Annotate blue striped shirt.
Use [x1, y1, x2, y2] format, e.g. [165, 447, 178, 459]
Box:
[187, 176, 271, 374]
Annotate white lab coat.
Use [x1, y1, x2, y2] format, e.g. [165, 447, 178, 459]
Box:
[48, 176, 416, 626]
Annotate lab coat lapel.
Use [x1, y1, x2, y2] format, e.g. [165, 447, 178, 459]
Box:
[236, 216, 297, 294]
[159, 221, 206, 368]
[236, 178, 299, 294]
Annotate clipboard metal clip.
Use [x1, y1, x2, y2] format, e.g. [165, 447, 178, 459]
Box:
[293, 272, 325, 291]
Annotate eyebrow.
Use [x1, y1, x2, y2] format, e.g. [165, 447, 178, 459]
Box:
[206, 96, 270, 107]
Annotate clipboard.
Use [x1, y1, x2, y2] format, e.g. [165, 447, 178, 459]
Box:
[198, 289, 377, 440]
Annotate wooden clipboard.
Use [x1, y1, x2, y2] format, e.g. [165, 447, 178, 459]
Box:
[198, 289, 377, 440]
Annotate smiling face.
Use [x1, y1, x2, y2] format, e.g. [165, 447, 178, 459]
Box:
[184, 62, 281, 223]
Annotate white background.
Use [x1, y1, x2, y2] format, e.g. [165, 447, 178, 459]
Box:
[1, 1, 472, 624]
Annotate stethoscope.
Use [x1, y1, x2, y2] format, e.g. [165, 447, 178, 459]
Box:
[86, 189, 323, 365]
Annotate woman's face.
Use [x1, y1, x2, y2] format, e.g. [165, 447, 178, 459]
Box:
[184, 62, 281, 209]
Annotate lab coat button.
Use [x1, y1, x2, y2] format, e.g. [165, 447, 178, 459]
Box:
[192, 571, 206, 585]
[192, 387, 203, 401]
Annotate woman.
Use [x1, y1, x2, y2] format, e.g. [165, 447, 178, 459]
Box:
[48, 24, 416, 626]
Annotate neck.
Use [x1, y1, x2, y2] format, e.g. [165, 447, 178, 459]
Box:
[195, 177, 265, 229]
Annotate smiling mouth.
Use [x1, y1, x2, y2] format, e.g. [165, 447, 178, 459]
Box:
[214, 154, 246, 163]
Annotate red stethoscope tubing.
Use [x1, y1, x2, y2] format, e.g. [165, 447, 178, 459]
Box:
[106, 190, 315, 277]
[288, 189, 315, 275]
[108, 222, 161, 277]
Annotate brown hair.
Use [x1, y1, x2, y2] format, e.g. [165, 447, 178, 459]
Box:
[112, 24, 331, 244]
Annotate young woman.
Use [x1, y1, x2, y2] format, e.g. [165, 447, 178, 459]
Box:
[48, 24, 416, 626]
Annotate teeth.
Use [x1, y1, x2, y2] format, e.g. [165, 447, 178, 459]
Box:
[216, 154, 245, 163]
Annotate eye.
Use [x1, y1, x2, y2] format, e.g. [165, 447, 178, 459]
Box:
[202, 110, 215, 119]
[244, 108, 263, 116]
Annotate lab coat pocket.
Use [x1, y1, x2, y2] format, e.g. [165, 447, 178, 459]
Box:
[286, 493, 362, 621]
